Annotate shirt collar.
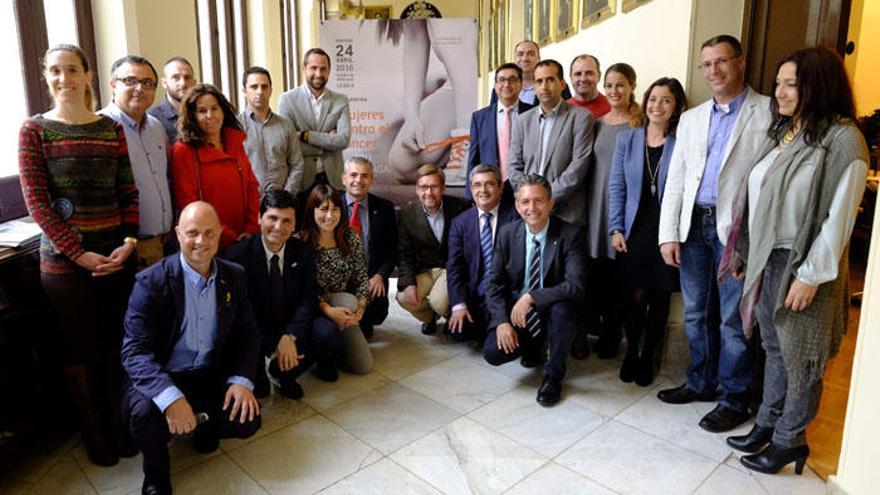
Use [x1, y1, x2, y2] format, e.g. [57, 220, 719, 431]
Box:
[525, 220, 550, 243]
[477, 204, 500, 219]
[104, 102, 142, 130]
[539, 100, 563, 119]
[345, 191, 368, 209]
[246, 107, 274, 124]
[422, 202, 443, 218]
[179, 253, 217, 290]
[307, 86, 326, 103]
[498, 102, 518, 114]
[713, 87, 748, 114]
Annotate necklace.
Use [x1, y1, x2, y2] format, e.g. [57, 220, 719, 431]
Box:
[644, 141, 662, 196]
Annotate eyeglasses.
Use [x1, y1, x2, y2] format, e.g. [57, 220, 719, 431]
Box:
[495, 77, 521, 86]
[115, 76, 158, 89]
[417, 184, 442, 192]
[697, 56, 739, 71]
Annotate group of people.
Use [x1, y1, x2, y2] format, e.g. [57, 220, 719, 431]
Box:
[17, 29, 868, 494]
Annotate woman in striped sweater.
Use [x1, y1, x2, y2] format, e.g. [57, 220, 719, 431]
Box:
[18, 44, 139, 467]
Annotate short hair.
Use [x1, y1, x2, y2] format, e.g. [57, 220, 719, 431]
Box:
[701, 35, 743, 57]
[242, 66, 272, 88]
[494, 62, 523, 82]
[260, 189, 298, 217]
[641, 77, 688, 137]
[469, 164, 502, 185]
[535, 59, 564, 80]
[110, 55, 159, 81]
[570, 54, 601, 75]
[302, 48, 331, 68]
[514, 40, 540, 55]
[43, 44, 95, 110]
[516, 174, 552, 199]
[177, 83, 243, 145]
[345, 155, 374, 173]
[163, 56, 194, 72]
[416, 163, 445, 184]
[768, 46, 857, 146]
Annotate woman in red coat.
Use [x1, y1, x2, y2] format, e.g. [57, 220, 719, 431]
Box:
[172, 83, 259, 250]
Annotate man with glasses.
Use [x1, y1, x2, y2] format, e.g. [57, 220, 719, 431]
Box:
[148, 57, 196, 143]
[466, 63, 534, 205]
[396, 165, 469, 335]
[658, 35, 772, 432]
[100, 55, 173, 269]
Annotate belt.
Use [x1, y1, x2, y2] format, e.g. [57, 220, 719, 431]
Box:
[693, 205, 716, 216]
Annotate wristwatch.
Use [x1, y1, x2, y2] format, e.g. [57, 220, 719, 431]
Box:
[609, 230, 623, 236]
[124, 236, 138, 246]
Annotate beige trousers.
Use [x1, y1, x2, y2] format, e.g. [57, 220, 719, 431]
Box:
[396, 268, 449, 324]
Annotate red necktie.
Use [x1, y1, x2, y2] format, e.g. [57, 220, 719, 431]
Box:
[499, 107, 512, 181]
[349, 202, 362, 236]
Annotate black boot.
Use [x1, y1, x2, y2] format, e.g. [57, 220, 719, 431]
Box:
[727, 424, 773, 453]
[64, 365, 119, 466]
[741, 442, 809, 475]
[620, 301, 644, 383]
[619, 352, 638, 383]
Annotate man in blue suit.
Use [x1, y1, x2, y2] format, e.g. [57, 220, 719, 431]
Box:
[447, 165, 518, 343]
[122, 202, 262, 495]
[466, 63, 535, 203]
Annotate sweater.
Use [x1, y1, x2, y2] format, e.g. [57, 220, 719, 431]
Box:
[18, 115, 139, 274]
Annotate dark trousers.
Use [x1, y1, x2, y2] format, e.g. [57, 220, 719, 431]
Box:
[257, 315, 343, 385]
[125, 369, 261, 489]
[450, 296, 491, 344]
[483, 300, 578, 379]
[360, 292, 390, 337]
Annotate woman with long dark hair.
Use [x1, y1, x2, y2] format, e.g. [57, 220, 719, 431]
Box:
[607, 77, 687, 386]
[19, 44, 138, 466]
[721, 46, 868, 474]
[171, 83, 260, 251]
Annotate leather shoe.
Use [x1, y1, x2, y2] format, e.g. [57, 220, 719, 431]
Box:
[657, 383, 718, 404]
[699, 405, 752, 433]
[727, 424, 773, 453]
[741, 442, 809, 475]
[142, 479, 171, 495]
[421, 315, 438, 335]
[314, 359, 338, 382]
[536, 376, 562, 407]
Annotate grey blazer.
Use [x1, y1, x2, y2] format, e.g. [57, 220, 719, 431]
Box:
[278, 85, 351, 189]
[508, 100, 595, 226]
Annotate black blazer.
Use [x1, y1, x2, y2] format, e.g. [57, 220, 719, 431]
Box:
[446, 203, 519, 308]
[225, 234, 318, 345]
[397, 195, 470, 290]
[486, 217, 587, 329]
[465, 100, 535, 200]
[122, 255, 261, 401]
[340, 192, 398, 281]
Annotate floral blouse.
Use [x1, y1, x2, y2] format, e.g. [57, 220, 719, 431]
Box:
[314, 229, 370, 302]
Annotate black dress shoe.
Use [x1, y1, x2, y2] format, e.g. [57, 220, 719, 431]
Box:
[699, 405, 752, 433]
[657, 383, 718, 404]
[142, 479, 172, 495]
[536, 376, 562, 407]
[741, 442, 809, 475]
[421, 315, 438, 335]
[314, 359, 339, 382]
[727, 424, 773, 453]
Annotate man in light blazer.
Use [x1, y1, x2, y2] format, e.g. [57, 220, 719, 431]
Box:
[508, 59, 594, 227]
[657, 35, 772, 433]
[278, 48, 351, 192]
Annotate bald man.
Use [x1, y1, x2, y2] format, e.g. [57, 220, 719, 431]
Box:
[122, 202, 262, 495]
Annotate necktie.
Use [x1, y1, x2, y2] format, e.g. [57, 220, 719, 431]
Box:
[526, 237, 542, 337]
[498, 107, 511, 182]
[269, 254, 284, 328]
[477, 211, 494, 295]
[349, 202, 362, 236]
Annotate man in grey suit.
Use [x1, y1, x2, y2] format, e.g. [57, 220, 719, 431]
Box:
[657, 35, 772, 433]
[278, 48, 351, 192]
[508, 59, 594, 227]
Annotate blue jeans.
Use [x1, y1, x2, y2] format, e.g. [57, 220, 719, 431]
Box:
[678, 210, 752, 412]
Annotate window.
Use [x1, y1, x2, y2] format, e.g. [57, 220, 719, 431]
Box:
[280, 0, 301, 90]
[196, 0, 249, 109]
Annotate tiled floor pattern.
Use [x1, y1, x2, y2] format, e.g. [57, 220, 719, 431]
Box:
[2, 290, 829, 495]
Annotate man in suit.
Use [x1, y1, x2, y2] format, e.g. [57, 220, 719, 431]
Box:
[122, 202, 261, 495]
[508, 59, 594, 227]
[447, 164, 518, 343]
[396, 164, 470, 335]
[484, 175, 586, 406]
[340, 156, 398, 339]
[466, 63, 534, 204]
[658, 35, 772, 433]
[226, 190, 342, 399]
[278, 48, 351, 192]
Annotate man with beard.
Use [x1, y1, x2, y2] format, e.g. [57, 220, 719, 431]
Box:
[148, 57, 196, 143]
[278, 48, 351, 193]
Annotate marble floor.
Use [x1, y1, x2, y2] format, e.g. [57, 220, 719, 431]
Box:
[1, 289, 829, 495]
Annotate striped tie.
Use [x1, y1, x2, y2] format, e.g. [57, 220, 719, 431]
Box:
[526, 237, 542, 337]
[477, 211, 493, 295]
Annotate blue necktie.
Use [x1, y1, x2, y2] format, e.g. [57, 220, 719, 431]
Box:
[526, 237, 542, 337]
[477, 211, 493, 295]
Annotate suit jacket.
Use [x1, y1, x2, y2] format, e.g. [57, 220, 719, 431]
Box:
[277, 85, 351, 189]
[446, 202, 519, 308]
[508, 101, 595, 226]
[396, 195, 470, 290]
[465, 100, 535, 199]
[340, 193, 398, 281]
[486, 217, 587, 329]
[607, 128, 677, 239]
[121, 255, 261, 402]
[658, 87, 772, 244]
[225, 234, 318, 348]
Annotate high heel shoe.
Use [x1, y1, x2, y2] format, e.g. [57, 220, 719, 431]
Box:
[740, 442, 809, 475]
[727, 424, 773, 453]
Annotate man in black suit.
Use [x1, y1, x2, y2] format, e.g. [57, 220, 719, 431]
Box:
[447, 164, 518, 343]
[484, 175, 587, 406]
[226, 190, 342, 399]
[396, 164, 470, 335]
[122, 202, 261, 495]
[340, 156, 397, 339]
